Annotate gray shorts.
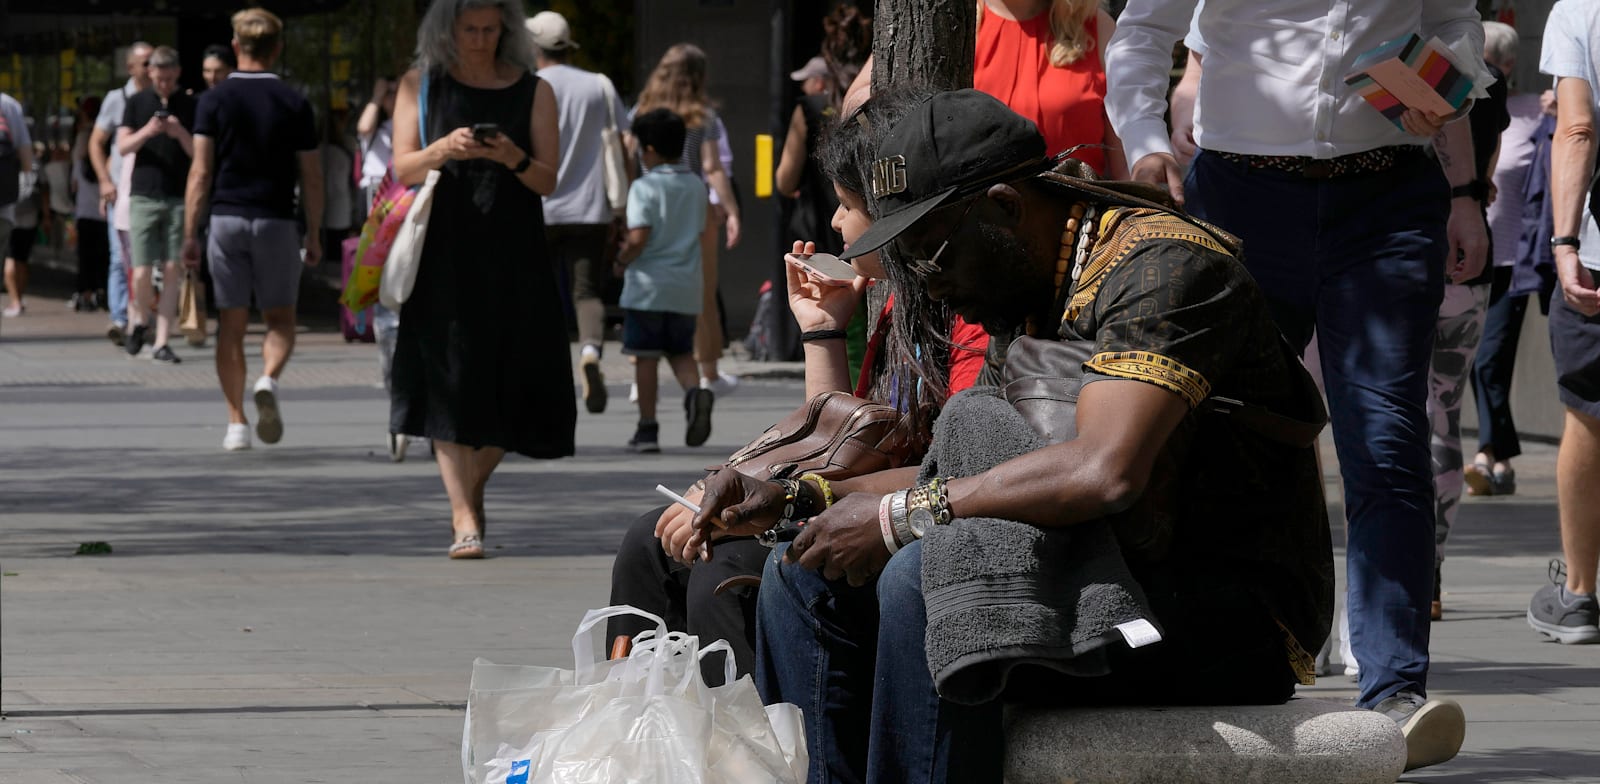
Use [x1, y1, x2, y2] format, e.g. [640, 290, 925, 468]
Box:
[207, 215, 303, 311]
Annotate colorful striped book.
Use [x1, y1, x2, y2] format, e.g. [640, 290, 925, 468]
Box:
[1344, 34, 1476, 129]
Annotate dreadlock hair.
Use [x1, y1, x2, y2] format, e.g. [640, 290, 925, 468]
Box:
[819, 86, 959, 448]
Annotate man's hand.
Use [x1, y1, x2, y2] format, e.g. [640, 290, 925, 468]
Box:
[302, 232, 323, 267]
[98, 180, 116, 217]
[785, 493, 891, 587]
[181, 237, 202, 270]
[1446, 199, 1488, 283]
[723, 211, 742, 249]
[1130, 152, 1185, 207]
[1400, 108, 1448, 139]
[1555, 246, 1600, 316]
[688, 470, 788, 557]
[143, 115, 168, 138]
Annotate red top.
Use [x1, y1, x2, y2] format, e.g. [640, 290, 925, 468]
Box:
[974, 5, 1107, 175]
[856, 294, 991, 399]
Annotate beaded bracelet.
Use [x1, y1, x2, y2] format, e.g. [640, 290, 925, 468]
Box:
[798, 472, 834, 508]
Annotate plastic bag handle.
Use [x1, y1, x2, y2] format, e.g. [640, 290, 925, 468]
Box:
[572, 605, 668, 684]
[698, 639, 738, 687]
[627, 630, 701, 695]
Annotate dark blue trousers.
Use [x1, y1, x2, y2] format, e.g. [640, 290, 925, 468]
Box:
[1185, 149, 1447, 708]
[1471, 266, 1527, 459]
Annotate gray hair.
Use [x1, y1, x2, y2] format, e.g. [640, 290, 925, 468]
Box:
[148, 46, 181, 69]
[414, 0, 536, 74]
[1482, 21, 1519, 69]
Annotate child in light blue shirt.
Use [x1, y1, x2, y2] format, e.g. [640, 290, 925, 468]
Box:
[617, 108, 710, 452]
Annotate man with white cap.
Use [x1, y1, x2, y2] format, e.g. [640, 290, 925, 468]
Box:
[790, 55, 831, 98]
[529, 10, 631, 415]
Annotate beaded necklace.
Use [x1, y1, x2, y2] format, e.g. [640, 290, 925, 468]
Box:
[1033, 200, 1098, 336]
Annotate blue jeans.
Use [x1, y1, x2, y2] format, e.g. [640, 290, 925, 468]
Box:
[754, 541, 1003, 784]
[1185, 149, 1446, 708]
[107, 219, 129, 328]
[755, 539, 1297, 783]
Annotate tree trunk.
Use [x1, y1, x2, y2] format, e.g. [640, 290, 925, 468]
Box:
[865, 0, 976, 324]
[872, 0, 976, 91]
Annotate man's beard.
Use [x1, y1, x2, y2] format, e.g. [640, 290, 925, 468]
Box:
[969, 222, 1052, 334]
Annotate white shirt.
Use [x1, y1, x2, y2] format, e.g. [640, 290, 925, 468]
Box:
[359, 118, 392, 191]
[538, 63, 630, 226]
[1107, 0, 1491, 164]
[1541, 0, 1600, 272]
[93, 78, 138, 188]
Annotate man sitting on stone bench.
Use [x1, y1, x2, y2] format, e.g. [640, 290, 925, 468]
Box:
[688, 88, 1461, 783]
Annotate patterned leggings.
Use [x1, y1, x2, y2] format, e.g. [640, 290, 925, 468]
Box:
[1429, 282, 1490, 567]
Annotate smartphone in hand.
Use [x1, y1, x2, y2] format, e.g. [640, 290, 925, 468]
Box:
[471, 123, 502, 143]
[788, 252, 858, 283]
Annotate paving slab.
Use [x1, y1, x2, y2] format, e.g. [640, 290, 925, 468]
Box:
[3, 289, 1597, 783]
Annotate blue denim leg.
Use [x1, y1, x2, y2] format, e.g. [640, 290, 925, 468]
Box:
[755, 544, 879, 784]
[866, 541, 1003, 784]
[106, 219, 128, 328]
[1187, 150, 1446, 708]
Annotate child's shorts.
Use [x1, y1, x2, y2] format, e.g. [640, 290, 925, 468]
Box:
[622, 309, 697, 358]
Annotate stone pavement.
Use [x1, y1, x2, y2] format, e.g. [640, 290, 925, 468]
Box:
[1, 287, 1596, 783]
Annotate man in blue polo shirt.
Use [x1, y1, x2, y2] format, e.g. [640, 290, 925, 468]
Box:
[182, 7, 321, 452]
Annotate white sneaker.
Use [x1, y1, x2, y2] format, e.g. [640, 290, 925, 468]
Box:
[629, 382, 639, 403]
[704, 372, 739, 397]
[253, 376, 284, 444]
[223, 423, 252, 451]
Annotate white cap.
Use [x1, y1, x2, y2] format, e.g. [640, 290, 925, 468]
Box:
[526, 11, 579, 51]
[790, 56, 830, 82]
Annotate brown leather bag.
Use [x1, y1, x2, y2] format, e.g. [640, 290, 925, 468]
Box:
[717, 390, 913, 481]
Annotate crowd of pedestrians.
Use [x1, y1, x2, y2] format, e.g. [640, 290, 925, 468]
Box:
[3, 1, 1599, 780]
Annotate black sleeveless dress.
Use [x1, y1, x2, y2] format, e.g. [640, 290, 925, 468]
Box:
[390, 71, 576, 459]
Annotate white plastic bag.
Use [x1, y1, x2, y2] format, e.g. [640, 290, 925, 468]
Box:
[462, 605, 806, 784]
[597, 74, 630, 218]
[378, 168, 439, 310]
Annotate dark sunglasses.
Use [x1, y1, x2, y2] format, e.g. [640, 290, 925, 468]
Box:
[892, 196, 980, 276]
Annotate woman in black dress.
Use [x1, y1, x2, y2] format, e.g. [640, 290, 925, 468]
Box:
[391, 0, 573, 559]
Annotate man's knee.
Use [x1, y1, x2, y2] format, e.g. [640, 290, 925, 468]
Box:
[875, 541, 923, 612]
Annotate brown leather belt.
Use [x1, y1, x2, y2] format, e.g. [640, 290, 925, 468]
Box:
[1214, 145, 1423, 179]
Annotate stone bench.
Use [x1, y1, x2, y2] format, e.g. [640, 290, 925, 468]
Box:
[1005, 697, 1405, 784]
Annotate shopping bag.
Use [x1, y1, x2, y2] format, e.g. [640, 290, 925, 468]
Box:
[378, 168, 438, 310]
[461, 605, 806, 784]
[339, 175, 417, 312]
[339, 236, 376, 342]
[598, 74, 629, 217]
[178, 270, 206, 343]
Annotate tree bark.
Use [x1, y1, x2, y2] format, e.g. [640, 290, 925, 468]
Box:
[872, 0, 976, 91]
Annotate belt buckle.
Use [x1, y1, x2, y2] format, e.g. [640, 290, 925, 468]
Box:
[1300, 160, 1332, 179]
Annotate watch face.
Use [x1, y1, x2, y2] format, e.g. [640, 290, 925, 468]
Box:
[909, 508, 935, 538]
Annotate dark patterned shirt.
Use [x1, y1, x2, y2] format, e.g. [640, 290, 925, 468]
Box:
[1059, 207, 1334, 683]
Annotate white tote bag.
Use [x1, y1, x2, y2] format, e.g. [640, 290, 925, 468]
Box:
[461, 605, 806, 784]
[597, 74, 630, 218]
[379, 71, 439, 311]
[378, 168, 438, 310]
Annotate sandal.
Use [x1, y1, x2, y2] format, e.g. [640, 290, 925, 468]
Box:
[1463, 458, 1494, 496]
[448, 535, 485, 560]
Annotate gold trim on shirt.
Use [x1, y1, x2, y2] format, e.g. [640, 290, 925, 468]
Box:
[1085, 350, 1212, 409]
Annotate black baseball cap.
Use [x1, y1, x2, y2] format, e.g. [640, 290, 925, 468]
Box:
[840, 89, 1055, 260]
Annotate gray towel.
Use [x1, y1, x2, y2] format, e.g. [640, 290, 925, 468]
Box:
[919, 387, 1161, 705]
